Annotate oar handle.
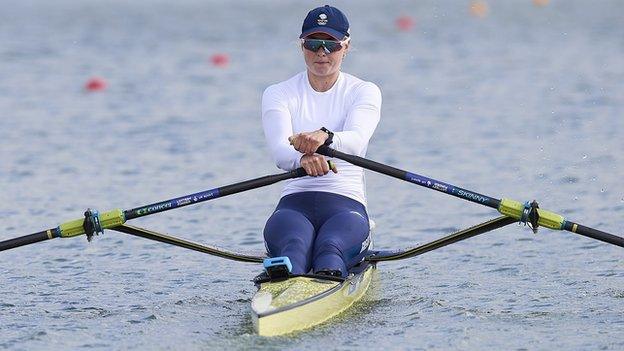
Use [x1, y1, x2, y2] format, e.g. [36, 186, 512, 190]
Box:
[0, 230, 54, 252]
[563, 221, 624, 248]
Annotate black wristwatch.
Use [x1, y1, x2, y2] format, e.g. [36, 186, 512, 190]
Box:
[320, 127, 334, 146]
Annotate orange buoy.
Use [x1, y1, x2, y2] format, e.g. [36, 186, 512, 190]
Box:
[470, 1, 489, 18]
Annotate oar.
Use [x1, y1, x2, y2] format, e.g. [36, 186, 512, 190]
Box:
[317, 146, 624, 248]
[0, 167, 308, 252]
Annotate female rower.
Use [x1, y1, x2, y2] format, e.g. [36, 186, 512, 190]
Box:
[261, 5, 382, 277]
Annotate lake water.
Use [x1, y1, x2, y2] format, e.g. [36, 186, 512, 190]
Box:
[1, 0, 623, 350]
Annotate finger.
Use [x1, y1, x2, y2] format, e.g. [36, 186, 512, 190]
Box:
[299, 138, 308, 153]
[305, 164, 316, 176]
[301, 160, 314, 176]
[314, 156, 329, 176]
[320, 158, 330, 174]
[303, 139, 316, 155]
[306, 139, 322, 154]
[308, 141, 321, 155]
[311, 159, 323, 176]
[301, 157, 315, 176]
[293, 137, 303, 151]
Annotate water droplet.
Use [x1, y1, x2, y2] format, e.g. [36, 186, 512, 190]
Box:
[582, 154, 587, 159]
[574, 196, 579, 201]
[591, 177, 597, 181]
[600, 188, 605, 193]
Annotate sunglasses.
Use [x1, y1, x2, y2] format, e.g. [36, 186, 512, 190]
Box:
[301, 38, 347, 53]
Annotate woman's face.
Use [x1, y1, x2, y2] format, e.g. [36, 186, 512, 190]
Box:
[302, 33, 349, 78]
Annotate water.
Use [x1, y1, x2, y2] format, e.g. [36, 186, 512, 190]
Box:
[1, 0, 623, 349]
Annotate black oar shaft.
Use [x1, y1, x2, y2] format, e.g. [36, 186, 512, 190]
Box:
[318, 146, 624, 248]
[0, 230, 53, 251]
[124, 168, 307, 220]
[564, 221, 624, 247]
[1, 168, 308, 252]
[317, 146, 501, 209]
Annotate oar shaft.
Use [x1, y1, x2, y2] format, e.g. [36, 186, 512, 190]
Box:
[0, 230, 54, 251]
[318, 146, 624, 248]
[1, 168, 308, 252]
[563, 221, 624, 247]
[124, 168, 307, 220]
[317, 146, 501, 209]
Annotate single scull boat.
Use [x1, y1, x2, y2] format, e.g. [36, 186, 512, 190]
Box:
[1, 147, 622, 336]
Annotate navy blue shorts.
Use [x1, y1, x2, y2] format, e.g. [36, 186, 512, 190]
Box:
[263, 191, 370, 277]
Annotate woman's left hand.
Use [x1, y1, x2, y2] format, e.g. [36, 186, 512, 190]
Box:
[288, 130, 329, 155]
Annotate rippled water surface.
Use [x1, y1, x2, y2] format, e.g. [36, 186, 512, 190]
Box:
[1, 1, 623, 350]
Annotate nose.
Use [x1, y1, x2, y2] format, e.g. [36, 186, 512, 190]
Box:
[316, 46, 330, 55]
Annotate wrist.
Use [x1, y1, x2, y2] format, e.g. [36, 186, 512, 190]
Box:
[320, 127, 334, 146]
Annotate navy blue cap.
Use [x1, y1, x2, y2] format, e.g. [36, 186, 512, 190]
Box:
[300, 5, 350, 40]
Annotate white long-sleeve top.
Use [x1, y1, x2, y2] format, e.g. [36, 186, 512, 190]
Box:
[262, 71, 382, 206]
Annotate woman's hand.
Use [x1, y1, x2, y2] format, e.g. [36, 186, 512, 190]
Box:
[288, 130, 329, 155]
[300, 154, 338, 177]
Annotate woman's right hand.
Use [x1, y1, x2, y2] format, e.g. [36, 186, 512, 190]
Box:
[300, 154, 338, 177]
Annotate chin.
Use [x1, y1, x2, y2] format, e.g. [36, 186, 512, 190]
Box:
[311, 67, 335, 77]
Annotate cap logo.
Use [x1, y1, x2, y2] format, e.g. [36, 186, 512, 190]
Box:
[317, 13, 328, 25]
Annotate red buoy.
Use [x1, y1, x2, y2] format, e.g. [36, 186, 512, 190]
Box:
[210, 53, 229, 68]
[396, 15, 415, 32]
[85, 77, 107, 92]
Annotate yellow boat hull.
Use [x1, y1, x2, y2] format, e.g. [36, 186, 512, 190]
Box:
[251, 263, 375, 336]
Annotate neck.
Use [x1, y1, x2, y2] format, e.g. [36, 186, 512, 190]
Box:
[307, 70, 340, 92]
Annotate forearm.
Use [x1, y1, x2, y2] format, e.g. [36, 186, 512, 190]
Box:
[331, 82, 382, 155]
[269, 142, 302, 170]
[332, 108, 380, 155]
[262, 110, 302, 170]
